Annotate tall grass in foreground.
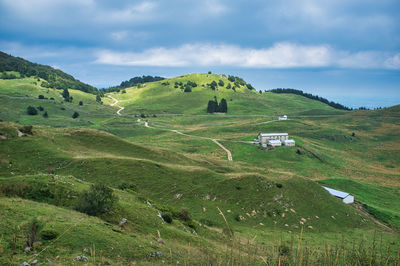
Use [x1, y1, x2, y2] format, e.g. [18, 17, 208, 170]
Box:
[195, 207, 400, 266]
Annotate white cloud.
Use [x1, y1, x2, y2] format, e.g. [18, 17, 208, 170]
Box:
[94, 42, 400, 69]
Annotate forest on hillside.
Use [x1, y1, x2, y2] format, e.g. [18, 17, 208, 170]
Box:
[0, 51, 97, 94]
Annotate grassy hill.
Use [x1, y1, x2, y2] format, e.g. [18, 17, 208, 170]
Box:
[1, 122, 399, 264]
[0, 63, 399, 264]
[0, 51, 97, 94]
[107, 73, 343, 115]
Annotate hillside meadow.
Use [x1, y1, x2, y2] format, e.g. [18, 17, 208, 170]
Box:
[0, 72, 399, 264]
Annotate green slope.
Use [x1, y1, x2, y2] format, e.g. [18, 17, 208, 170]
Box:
[0, 51, 97, 94]
[108, 73, 343, 115]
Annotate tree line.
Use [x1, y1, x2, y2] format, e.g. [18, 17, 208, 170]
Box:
[0, 51, 98, 94]
[102, 75, 165, 92]
[268, 88, 351, 110]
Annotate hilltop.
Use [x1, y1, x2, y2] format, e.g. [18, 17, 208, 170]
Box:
[106, 73, 344, 115]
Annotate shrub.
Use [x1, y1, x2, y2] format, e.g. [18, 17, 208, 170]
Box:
[161, 212, 173, 224]
[177, 208, 191, 222]
[37, 106, 44, 111]
[276, 183, 283, 188]
[218, 80, 224, 87]
[41, 229, 59, 240]
[19, 125, 33, 134]
[76, 183, 118, 216]
[72, 112, 79, 119]
[27, 106, 38, 115]
[43, 112, 48, 118]
[208, 71, 212, 74]
[184, 87, 192, 92]
[79, 101, 83, 106]
[122, 90, 126, 93]
[140, 113, 146, 118]
[38, 95, 45, 99]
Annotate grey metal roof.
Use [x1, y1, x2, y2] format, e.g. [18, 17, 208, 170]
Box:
[322, 186, 350, 199]
[284, 139, 295, 143]
[259, 133, 288, 137]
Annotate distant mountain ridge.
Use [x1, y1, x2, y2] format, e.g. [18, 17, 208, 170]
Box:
[0, 51, 97, 94]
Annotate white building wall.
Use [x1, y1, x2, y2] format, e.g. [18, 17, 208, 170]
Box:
[342, 195, 354, 204]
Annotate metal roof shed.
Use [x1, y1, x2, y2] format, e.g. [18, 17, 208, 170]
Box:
[322, 186, 354, 204]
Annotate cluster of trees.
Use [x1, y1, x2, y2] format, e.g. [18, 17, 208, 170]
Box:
[269, 88, 351, 110]
[0, 52, 98, 94]
[26, 106, 48, 118]
[207, 97, 228, 113]
[174, 81, 197, 92]
[102, 75, 165, 92]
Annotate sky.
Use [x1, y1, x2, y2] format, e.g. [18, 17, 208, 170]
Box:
[0, 0, 399, 108]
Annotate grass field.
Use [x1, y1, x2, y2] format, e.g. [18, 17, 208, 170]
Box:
[0, 73, 399, 264]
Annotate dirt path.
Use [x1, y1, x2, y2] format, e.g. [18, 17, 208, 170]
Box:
[212, 139, 233, 161]
[108, 95, 125, 116]
[143, 122, 233, 161]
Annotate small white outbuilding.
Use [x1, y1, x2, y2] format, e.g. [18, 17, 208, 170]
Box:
[278, 115, 288, 120]
[322, 186, 354, 204]
[283, 139, 295, 146]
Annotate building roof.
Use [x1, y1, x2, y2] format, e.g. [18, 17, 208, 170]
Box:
[268, 139, 282, 144]
[284, 139, 295, 143]
[259, 133, 288, 137]
[322, 186, 351, 199]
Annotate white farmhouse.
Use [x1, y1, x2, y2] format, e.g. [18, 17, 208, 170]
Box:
[278, 115, 288, 120]
[322, 186, 354, 204]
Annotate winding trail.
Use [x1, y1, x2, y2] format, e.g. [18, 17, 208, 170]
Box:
[144, 122, 233, 161]
[108, 95, 125, 116]
[212, 139, 233, 161]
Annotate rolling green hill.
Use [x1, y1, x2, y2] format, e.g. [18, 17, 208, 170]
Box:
[1, 122, 398, 264]
[0, 51, 97, 94]
[0, 58, 399, 264]
[107, 73, 343, 115]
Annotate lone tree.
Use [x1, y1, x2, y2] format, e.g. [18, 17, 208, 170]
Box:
[96, 94, 102, 103]
[27, 106, 38, 115]
[43, 111, 48, 118]
[219, 98, 228, 113]
[79, 101, 83, 106]
[62, 88, 71, 102]
[72, 112, 79, 119]
[207, 100, 218, 113]
[76, 183, 118, 216]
